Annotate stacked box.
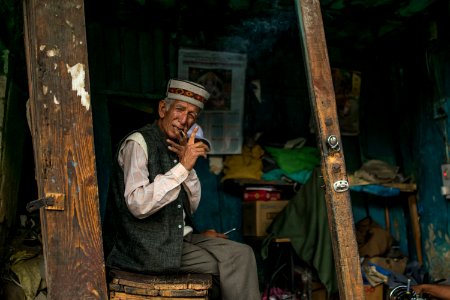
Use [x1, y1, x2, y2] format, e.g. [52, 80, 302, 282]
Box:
[242, 200, 289, 236]
[243, 189, 281, 201]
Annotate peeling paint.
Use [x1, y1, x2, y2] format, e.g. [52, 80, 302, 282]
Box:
[53, 95, 59, 105]
[66, 63, 90, 111]
[65, 20, 74, 28]
[425, 223, 450, 279]
[54, 63, 57, 70]
[39, 45, 46, 51]
[43, 104, 47, 109]
[76, 4, 81, 9]
[43, 85, 48, 95]
[46, 48, 60, 57]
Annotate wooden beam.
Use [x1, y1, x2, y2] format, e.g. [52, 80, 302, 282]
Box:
[22, 0, 108, 298]
[294, 0, 365, 299]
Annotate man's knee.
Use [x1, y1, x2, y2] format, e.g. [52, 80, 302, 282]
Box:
[234, 242, 257, 264]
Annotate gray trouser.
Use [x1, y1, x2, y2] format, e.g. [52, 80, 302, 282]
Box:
[180, 233, 260, 300]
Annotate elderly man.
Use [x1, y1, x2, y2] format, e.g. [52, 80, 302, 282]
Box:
[103, 79, 260, 300]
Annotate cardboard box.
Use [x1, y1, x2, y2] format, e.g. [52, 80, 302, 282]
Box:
[311, 281, 327, 300]
[242, 200, 289, 236]
[364, 284, 384, 300]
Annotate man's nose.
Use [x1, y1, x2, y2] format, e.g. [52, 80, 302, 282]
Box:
[178, 111, 188, 124]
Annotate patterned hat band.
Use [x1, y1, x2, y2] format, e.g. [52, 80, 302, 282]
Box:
[168, 87, 207, 104]
[166, 79, 210, 109]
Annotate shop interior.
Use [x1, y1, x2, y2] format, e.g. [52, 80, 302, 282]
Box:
[1, 0, 450, 299]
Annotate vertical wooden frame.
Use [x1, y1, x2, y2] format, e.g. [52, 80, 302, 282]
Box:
[294, 0, 365, 298]
[22, 0, 108, 298]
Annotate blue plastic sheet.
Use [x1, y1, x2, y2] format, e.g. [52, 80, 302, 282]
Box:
[350, 184, 400, 197]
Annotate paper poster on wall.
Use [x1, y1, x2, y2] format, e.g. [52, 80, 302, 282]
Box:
[178, 48, 247, 154]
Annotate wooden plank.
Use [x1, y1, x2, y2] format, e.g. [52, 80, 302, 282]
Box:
[152, 28, 166, 88]
[22, 0, 108, 298]
[110, 291, 207, 300]
[408, 194, 423, 265]
[86, 23, 107, 91]
[122, 27, 141, 92]
[105, 26, 123, 90]
[159, 289, 208, 297]
[294, 1, 365, 299]
[139, 31, 154, 93]
[110, 270, 212, 289]
[123, 286, 160, 296]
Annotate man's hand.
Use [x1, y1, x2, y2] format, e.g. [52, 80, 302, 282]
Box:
[167, 126, 209, 171]
[412, 284, 450, 299]
[201, 229, 228, 239]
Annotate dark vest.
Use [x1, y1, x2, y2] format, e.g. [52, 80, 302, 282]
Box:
[104, 122, 192, 273]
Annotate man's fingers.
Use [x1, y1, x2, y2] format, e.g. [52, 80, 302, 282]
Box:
[178, 130, 187, 144]
[188, 126, 199, 144]
[167, 139, 181, 149]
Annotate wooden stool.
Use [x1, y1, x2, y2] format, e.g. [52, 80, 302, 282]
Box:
[108, 269, 213, 299]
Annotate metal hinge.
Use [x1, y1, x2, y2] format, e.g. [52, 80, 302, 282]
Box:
[26, 193, 65, 212]
[333, 180, 349, 193]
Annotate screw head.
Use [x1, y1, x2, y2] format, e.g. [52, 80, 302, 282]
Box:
[327, 135, 338, 147]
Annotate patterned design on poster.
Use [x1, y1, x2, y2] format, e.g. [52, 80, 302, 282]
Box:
[178, 49, 247, 154]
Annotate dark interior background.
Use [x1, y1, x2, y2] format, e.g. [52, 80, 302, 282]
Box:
[82, 0, 450, 280]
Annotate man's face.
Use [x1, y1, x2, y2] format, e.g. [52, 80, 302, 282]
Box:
[158, 100, 200, 141]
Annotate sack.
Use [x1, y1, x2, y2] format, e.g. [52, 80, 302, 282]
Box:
[356, 217, 393, 258]
[222, 144, 264, 181]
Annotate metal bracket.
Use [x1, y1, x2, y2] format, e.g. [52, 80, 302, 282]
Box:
[333, 180, 349, 193]
[26, 193, 65, 212]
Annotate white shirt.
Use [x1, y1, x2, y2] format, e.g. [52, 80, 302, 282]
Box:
[118, 133, 201, 235]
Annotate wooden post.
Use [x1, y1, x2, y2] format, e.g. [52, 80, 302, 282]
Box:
[408, 194, 423, 265]
[294, 0, 365, 299]
[22, 0, 108, 298]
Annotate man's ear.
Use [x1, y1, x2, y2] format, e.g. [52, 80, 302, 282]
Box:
[158, 100, 166, 118]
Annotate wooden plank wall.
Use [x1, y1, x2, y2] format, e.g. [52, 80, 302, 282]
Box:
[86, 24, 170, 96]
[86, 23, 171, 217]
[0, 50, 28, 251]
[22, 0, 108, 298]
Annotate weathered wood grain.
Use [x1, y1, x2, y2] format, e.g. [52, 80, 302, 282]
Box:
[109, 270, 212, 298]
[295, 0, 365, 299]
[22, 0, 107, 298]
[110, 291, 208, 300]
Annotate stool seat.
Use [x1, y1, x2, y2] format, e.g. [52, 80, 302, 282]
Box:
[108, 269, 212, 299]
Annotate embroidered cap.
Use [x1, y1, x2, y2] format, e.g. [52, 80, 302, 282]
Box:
[166, 79, 210, 109]
[187, 124, 211, 149]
